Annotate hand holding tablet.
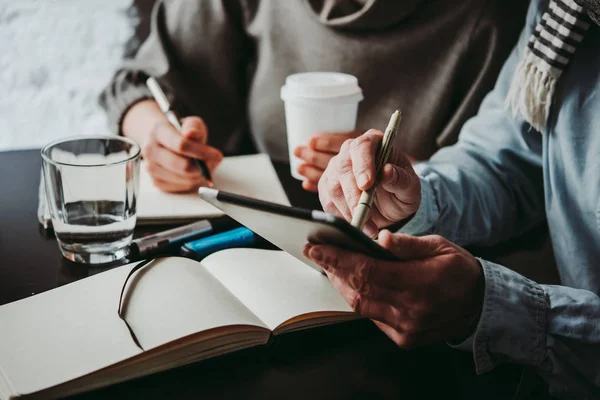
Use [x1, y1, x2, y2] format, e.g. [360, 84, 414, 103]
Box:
[199, 188, 398, 273]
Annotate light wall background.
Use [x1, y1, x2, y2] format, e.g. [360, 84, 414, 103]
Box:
[0, 0, 136, 151]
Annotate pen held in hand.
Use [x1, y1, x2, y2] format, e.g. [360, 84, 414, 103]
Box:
[146, 77, 214, 187]
[351, 109, 402, 231]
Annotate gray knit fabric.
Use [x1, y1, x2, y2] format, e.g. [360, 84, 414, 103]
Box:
[100, 0, 528, 162]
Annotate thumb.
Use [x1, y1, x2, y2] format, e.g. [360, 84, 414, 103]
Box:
[181, 116, 208, 144]
[378, 230, 438, 260]
[380, 163, 420, 205]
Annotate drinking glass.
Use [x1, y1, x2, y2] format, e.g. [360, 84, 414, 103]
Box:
[41, 136, 140, 264]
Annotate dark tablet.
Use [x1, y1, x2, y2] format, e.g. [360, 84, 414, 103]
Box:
[199, 188, 399, 272]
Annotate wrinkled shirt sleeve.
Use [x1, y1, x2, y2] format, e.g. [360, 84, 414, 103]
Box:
[474, 260, 600, 399]
[398, 0, 547, 246]
[397, 0, 600, 397]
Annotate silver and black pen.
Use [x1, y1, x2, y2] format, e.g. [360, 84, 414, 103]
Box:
[351, 109, 402, 231]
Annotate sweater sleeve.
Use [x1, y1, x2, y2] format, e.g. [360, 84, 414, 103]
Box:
[99, 0, 255, 154]
[435, 0, 529, 149]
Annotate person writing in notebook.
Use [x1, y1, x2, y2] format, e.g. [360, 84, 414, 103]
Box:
[101, 0, 527, 192]
[306, 0, 600, 398]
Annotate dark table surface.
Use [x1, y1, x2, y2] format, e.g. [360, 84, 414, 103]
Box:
[1, 149, 539, 400]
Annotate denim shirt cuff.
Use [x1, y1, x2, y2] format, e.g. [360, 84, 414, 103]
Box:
[448, 332, 475, 352]
[472, 259, 548, 374]
[397, 172, 439, 236]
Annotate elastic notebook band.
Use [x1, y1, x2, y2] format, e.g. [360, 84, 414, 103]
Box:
[118, 258, 156, 351]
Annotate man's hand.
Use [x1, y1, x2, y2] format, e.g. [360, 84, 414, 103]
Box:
[122, 100, 223, 193]
[294, 131, 361, 192]
[318, 129, 420, 237]
[304, 231, 484, 347]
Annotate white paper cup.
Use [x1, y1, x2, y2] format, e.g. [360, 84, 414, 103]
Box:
[281, 72, 363, 180]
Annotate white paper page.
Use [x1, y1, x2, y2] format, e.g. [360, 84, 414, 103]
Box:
[202, 249, 353, 331]
[123, 257, 267, 350]
[0, 258, 265, 397]
[0, 266, 140, 397]
[137, 154, 290, 220]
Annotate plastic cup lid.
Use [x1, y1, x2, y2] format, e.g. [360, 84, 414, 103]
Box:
[281, 72, 363, 100]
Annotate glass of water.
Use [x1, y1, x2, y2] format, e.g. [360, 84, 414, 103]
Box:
[41, 136, 140, 265]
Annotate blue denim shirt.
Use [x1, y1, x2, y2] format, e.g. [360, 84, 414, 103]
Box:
[399, 0, 600, 398]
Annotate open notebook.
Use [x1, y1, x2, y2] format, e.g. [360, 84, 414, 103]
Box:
[0, 249, 355, 400]
[38, 154, 290, 227]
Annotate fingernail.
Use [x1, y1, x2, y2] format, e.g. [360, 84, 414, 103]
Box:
[309, 246, 323, 261]
[357, 173, 370, 189]
[315, 137, 329, 150]
[303, 244, 313, 258]
[183, 128, 195, 138]
[293, 147, 302, 157]
[377, 229, 391, 246]
[365, 222, 378, 239]
[308, 136, 319, 149]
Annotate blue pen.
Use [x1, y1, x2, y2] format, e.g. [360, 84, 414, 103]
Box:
[180, 227, 257, 260]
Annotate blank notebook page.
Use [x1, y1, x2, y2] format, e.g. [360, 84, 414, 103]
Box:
[0, 258, 266, 397]
[203, 249, 353, 331]
[0, 266, 142, 397]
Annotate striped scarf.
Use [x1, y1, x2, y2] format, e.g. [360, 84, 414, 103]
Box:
[506, 0, 591, 131]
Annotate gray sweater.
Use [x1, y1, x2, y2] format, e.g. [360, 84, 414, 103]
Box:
[101, 0, 528, 162]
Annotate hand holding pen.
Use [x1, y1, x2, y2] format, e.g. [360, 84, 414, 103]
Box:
[318, 110, 422, 238]
[120, 77, 223, 193]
